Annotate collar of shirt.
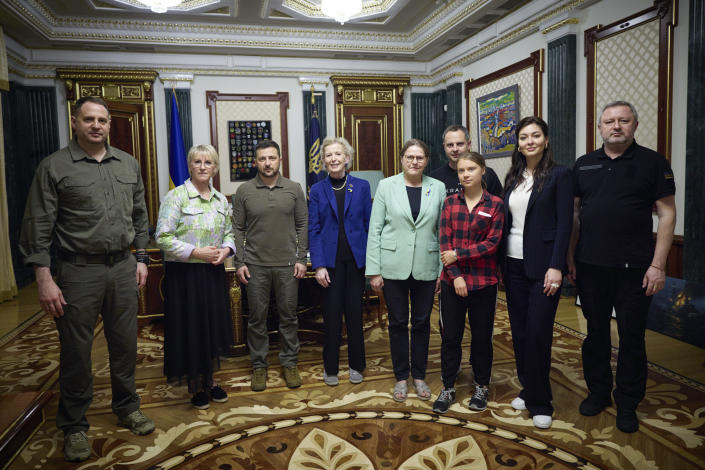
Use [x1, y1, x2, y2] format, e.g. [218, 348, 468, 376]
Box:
[455, 188, 491, 204]
[68, 137, 118, 162]
[597, 140, 638, 160]
[254, 173, 283, 188]
[184, 178, 220, 201]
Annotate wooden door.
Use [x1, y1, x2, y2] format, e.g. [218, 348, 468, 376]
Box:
[331, 76, 409, 178]
[107, 101, 147, 175]
[342, 106, 396, 175]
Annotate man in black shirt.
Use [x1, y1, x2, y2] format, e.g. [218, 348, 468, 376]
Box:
[431, 125, 503, 197]
[567, 101, 676, 433]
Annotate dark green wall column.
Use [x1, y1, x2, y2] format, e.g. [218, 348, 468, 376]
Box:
[547, 34, 577, 167]
[411, 83, 463, 174]
[411, 90, 445, 173]
[684, 0, 705, 283]
[446, 83, 462, 129]
[2, 84, 59, 287]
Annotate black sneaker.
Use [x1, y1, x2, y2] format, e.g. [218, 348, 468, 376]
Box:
[432, 388, 456, 414]
[468, 384, 489, 411]
[579, 394, 612, 416]
[616, 409, 639, 433]
[209, 386, 228, 403]
[191, 391, 210, 410]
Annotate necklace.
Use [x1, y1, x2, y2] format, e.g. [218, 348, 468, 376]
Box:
[331, 175, 348, 191]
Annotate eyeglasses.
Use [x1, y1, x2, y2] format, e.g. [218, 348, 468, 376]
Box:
[403, 155, 427, 162]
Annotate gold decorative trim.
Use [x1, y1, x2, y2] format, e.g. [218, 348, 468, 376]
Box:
[541, 17, 580, 35]
[329, 75, 410, 87]
[56, 68, 159, 81]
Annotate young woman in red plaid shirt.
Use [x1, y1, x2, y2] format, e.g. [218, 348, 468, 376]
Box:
[432, 152, 505, 414]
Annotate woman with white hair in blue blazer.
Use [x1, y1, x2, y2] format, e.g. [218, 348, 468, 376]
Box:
[309, 136, 372, 386]
[366, 138, 446, 403]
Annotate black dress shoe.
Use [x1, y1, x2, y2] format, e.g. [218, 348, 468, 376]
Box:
[617, 409, 639, 433]
[579, 394, 612, 416]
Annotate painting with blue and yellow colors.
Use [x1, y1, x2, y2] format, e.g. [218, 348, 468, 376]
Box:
[476, 85, 519, 158]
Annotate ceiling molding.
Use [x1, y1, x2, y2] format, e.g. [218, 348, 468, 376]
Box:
[2, 0, 591, 85]
[0, 0, 539, 59]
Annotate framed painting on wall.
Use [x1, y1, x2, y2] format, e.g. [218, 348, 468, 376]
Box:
[476, 84, 519, 158]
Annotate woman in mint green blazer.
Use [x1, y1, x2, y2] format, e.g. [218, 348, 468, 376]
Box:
[366, 139, 445, 402]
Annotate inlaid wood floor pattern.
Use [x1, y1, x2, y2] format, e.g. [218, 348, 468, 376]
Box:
[1, 294, 704, 469]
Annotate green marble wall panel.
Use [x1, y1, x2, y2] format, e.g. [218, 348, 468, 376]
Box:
[547, 34, 577, 168]
[684, 0, 705, 283]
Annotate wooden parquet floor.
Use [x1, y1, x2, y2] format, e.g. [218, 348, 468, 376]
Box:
[1, 292, 704, 469]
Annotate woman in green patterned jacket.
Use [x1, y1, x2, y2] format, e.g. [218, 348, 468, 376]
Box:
[155, 144, 235, 410]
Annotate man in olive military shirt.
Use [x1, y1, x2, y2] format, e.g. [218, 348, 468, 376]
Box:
[19, 97, 155, 462]
[233, 139, 308, 392]
[567, 101, 676, 434]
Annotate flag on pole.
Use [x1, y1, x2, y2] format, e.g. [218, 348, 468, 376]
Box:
[307, 91, 325, 192]
[168, 90, 189, 189]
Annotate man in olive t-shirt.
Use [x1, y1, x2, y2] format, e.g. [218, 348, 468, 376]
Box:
[232, 139, 308, 392]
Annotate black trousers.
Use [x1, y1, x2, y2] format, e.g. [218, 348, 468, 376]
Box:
[439, 282, 497, 388]
[321, 257, 366, 375]
[383, 276, 436, 381]
[577, 262, 653, 411]
[505, 258, 561, 415]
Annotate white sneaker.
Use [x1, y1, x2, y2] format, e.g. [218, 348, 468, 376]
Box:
[511, 396, 526, 410]
[323, 371, 339, 386]
[533, 415, 552, 429]
[349, 369, 364, 384]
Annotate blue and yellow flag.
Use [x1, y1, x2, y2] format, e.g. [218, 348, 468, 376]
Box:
[307, 99, 325, 192]
[168, 91, 189, 189]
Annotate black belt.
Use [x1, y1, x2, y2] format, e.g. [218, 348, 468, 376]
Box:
[59, 249, 130, 266]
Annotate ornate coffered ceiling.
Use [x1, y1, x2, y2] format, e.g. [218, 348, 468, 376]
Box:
[0, 0, 533, 60]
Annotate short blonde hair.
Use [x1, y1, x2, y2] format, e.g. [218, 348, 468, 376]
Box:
[321, 136, 354, 169]
[187, 144, 220, 175]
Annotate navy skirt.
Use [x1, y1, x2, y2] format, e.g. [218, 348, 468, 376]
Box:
[163, 261, 234, 392]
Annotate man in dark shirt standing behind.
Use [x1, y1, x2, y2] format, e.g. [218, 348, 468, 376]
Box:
[19, 96, 155, 462]
[233, 140, 308, 392]
[567, 101, 676, 433]
[431, 125, 503, 198]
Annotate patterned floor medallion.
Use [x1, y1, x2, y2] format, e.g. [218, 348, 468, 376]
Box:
[151, 412, 601, 470]
[1, 299, 704, 469]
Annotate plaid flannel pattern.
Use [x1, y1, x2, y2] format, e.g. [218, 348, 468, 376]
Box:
[440, 190, 504, 290]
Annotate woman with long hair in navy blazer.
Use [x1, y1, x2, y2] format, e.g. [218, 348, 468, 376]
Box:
[309, 136, 372, 386]
[502, 116, 573, 429]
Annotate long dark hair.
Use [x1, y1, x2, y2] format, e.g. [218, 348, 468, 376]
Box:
[503, 116, 555, 193]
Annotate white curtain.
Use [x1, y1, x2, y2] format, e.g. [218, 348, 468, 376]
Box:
[0, 26, 17, 302]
